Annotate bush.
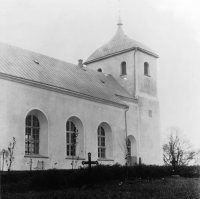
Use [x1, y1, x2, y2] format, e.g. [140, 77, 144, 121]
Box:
[1, 165, 200, 193]
[2, 180, 30, 193]
[30, 170, 67, 191]
[1, 171, 30, 184]
[176, 166, 200, 178]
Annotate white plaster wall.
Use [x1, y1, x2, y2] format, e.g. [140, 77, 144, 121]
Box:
[86, 50, 162, 165]
[0, 81, 9, 153]
[136, 52, 162, 165]
[125, 101, 139, 162]
[136, 51, 157, 97]
[86, 51, 135, 94]
[0, 78, 128, 170]
[138, 97, 162, 165]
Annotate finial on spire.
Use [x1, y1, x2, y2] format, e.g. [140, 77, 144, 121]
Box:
[118, 0, 121, 13]
[117, 15, 123, 26]
[117, 0, 123, 26]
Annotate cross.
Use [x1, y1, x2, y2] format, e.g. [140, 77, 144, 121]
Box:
[27, 158, 33, 171]
[82, 152, 98, 171]
[170, 157, 178, 173]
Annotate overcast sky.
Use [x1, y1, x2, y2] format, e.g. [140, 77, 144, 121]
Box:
[0, 0, 200, 149]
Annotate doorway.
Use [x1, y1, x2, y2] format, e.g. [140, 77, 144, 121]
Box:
[127, 135, 137, 166]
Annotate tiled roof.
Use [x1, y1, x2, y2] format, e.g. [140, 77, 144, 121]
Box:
[95, 72, 133, 98]
[85, 20, 158, 64]
[0, 42, 133, 107]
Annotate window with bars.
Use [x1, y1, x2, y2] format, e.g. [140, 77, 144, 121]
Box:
[121, 61, 127, 75]
[25, 115, 40, 155]
[98, 126, 106, 158]
[66, 121, 77, 156]
[144, 62, 149, 76]
[127, 139, 131, 156]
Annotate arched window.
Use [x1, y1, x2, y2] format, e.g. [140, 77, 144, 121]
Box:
[25, 115, 40, 155]
[98, 126, 106, 158]
[127, 135, 137, 166]
[127, 139, 131, 156]
[121, 61, 127, 75]
[66, 121, 77, 156]
[144, 62, 149, 75]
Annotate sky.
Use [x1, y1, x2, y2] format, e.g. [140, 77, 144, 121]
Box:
[0, 0, 200, 149]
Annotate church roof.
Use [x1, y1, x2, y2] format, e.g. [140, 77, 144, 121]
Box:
[84, 17, 158, 64]
[0, 42, 133, 108]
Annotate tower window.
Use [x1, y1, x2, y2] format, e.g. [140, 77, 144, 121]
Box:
[148, 110, 152, 117]
[121, 61, 127, 75]
[144, 62, 149, 76]
[97, 68, 102, 72]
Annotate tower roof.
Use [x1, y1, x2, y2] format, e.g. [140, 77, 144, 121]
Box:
[84, 17, 158, 64]
[117, 15, 123, 26]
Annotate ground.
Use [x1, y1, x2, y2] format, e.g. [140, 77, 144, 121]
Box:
[1, 177, 200, 199]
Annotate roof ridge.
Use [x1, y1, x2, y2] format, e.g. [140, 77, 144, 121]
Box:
[0, 41, 77, 68]
[0, 41, 129, 108]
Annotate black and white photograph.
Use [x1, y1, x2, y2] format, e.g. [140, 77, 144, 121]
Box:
[0, 0, 200, 198]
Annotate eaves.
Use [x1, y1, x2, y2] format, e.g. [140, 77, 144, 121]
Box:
[115, 94, 138, 104]
[0, 73, 128, 110]
[84, 47, 159, 65]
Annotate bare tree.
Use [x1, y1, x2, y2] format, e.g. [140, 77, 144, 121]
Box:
[163, 127, 196, 166]
[194, 149, 200, 165]
[118, 137, 130, 165]
[5, 137, 16, 171]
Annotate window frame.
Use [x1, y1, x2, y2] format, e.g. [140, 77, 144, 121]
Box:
[66, 120, 77, 156]
[98, 126, 106, 158]
[121, 61, 127, 76]
[127, 139, 131, 156]
[144, 62, 150, 76]
[25, 115, 40, 155]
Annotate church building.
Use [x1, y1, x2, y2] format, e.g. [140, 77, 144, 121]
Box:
[0, 16, 162, 170]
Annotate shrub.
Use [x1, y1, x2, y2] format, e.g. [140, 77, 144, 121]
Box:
[1, 165, 200, 193]
[2, 180, 30, 193]
[30, 170, 66, 191]
[1, 171, 30, 184]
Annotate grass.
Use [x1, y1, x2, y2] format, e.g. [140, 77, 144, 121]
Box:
[1, 177, 200, 199]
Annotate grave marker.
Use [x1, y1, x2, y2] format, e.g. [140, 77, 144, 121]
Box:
[82, 152, 98, 171]
[170, 157, 178, 173]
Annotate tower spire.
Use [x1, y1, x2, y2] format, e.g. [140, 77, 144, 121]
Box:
[117, 0, 123, 26]
[117, 15, 123, 26]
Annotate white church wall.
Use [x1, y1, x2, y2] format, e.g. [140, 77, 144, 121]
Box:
[87, 50, 162, 165]
[125, 101, 139, 163]
[0, 78, 127, 170]
[138, 97, 162, 165]
[136, 51, 158, 97]
[0, 82, 9, 159]
[86, 51, 135, 94]
[0, 81, 8, 171]
[136, 51, 162, 165]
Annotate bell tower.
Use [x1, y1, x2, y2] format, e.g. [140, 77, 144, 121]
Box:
[84, 16, 162, 165]
[84, 16, 159, 98]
